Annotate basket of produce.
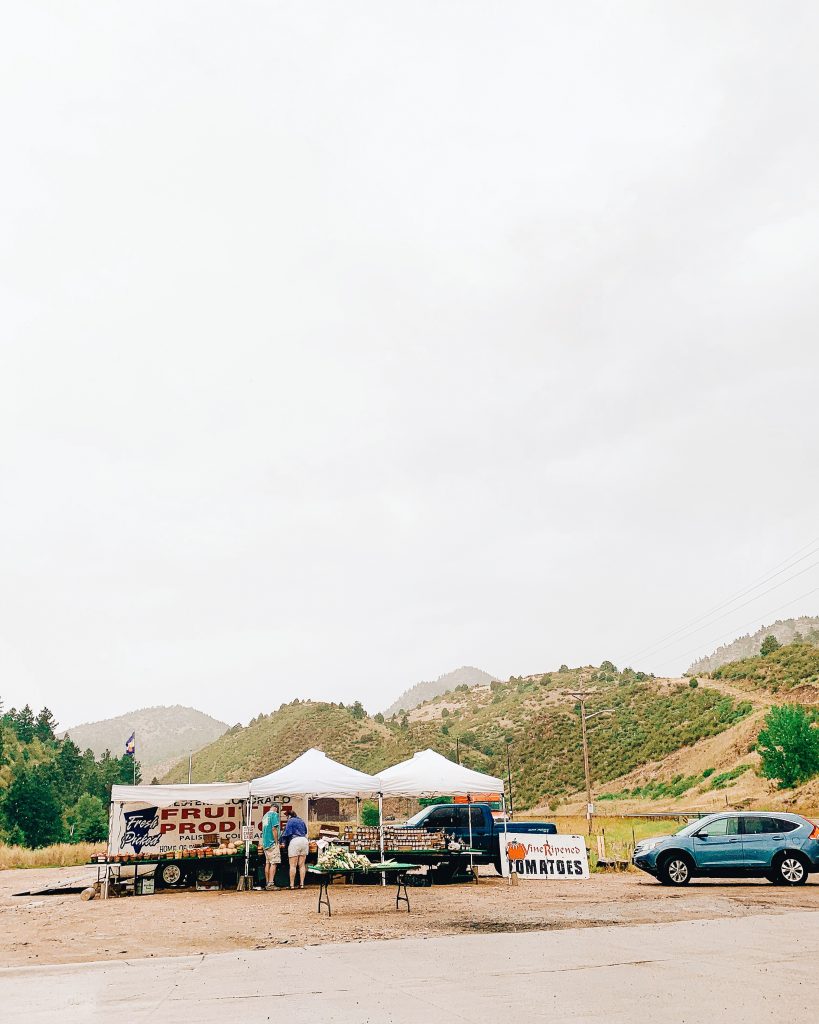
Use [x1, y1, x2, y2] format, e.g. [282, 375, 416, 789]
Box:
[317, 845, 376, 872]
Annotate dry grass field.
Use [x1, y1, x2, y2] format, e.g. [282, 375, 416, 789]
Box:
[0, 842, 105, 871]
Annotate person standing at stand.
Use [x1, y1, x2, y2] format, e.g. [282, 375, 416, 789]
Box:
[260, 803, 280, 890]
[280, 809, 308, 889]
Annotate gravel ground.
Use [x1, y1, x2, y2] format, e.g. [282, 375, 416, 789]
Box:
[2, 865, 818, 968]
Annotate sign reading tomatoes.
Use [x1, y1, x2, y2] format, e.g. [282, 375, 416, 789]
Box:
[498, 833, 590, 880]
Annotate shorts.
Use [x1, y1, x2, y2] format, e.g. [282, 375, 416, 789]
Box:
[264, 844, 281, 865]
[288, 836, 309, 859]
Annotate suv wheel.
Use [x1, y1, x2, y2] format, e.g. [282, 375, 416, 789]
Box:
[774, 854, 808, 886]
[659, 854, 691, 886]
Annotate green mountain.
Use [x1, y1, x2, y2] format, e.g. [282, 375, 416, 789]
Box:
[383, 666, 498, 717]
[163, 666, 754, 811]
[162, 700, 418, 783]
[687, 616, 819, 675]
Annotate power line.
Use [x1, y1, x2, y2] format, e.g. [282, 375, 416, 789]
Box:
[621, 536, 819, 664]
[653, 584, 819, 674]
[628, 556, 819, 665]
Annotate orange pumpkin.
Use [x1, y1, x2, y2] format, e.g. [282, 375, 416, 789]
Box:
[506, 841, 526, 861]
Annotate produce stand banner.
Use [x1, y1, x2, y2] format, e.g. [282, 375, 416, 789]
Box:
[498, 833, 590, 880]
[109, 798, 279, 856]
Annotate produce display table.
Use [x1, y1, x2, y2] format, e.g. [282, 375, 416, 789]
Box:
[307, 863, 419, 917]
[358, 847, 484, 882]
[89, 853, 255, 896]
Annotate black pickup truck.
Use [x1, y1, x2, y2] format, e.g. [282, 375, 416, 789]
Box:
[402, 803, 557, 874]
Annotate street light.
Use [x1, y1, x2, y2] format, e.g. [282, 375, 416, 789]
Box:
[570, 693, 614, 835]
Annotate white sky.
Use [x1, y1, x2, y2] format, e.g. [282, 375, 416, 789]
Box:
[2, 3, 818, 730]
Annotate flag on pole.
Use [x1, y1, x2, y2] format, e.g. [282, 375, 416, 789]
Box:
[125, 732, 136, 757]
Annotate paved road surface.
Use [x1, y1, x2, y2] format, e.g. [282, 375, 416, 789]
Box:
[3, 911, 817, 1022]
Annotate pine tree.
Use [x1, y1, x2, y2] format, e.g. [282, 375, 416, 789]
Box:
[56, 738, 85, 804]
[3, 764, 64, 847]
[760, 634, 781, 657]
[15, 705, 35, 743]
[34, 707, 58, 742]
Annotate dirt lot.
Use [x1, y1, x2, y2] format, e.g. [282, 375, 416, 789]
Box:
[3, 865, 819, 968]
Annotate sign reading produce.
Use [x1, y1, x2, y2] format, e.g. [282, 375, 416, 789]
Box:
[110, 799, 277, 855]
[498, 833, 590, 880]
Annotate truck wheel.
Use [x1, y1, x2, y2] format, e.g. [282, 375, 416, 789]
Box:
[773, 853, 808, 886]
[658, 853, 692, 886]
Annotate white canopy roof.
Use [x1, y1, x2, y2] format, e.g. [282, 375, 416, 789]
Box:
[250, 748, 381, 798]
[110, 782, 250, 807]
[376, 748, 504, 797]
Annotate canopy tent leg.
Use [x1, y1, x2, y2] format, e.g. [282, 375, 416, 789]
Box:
[378, 793, 385, 886]
[239, 796, 253, 890]
[103, 801, 117, 899]
[501, 793, 513, 885]
[467, 793, 475, 882]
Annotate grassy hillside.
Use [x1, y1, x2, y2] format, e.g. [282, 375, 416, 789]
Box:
[164, 667, 754, 811]
[687, 615, 819, 675]
[62, 705, 228, 778]
[548, 643, 819, 816]
[383, 666, 498, 717]
[711, 642, 819, 695]
[396, 668, 753, 808]
[163, 701, 418, 783]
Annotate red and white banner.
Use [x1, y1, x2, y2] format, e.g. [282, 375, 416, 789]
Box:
[109, 798, 280, 855]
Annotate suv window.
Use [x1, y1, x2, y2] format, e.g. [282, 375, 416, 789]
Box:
[698, 816, 739, 837]
[773, 818, 800, 833]
[742, 816, 781, 835]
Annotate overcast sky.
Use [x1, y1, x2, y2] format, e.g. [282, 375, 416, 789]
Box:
[2, 3, 818, 730]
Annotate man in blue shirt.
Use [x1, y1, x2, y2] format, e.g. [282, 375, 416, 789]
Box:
[281, 810, 309, 889]
[260, 803, 280, 890]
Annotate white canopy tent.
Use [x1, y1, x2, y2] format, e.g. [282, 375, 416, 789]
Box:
[111, 782, 250, 807]
[250, 748, 383, 879]
[249, 748, 381, 798]
[376, 749, 504, 797]
[376, 749, 506, 874]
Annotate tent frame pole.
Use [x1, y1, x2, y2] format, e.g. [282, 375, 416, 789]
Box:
[467, 793, 475, 881]
[501, 793, 510, 883]
[242, 796, 252, 889]
[378, 793, 385, 886]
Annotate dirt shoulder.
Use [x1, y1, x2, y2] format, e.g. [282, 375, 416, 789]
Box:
[2, 865, 819, 969]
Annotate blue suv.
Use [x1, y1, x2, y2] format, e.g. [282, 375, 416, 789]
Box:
[633, 812, 819, 886]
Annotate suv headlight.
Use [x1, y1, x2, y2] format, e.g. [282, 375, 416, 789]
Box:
[635, 838, 664, 853]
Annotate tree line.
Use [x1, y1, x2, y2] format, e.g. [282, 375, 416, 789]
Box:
[1, 701, 141, 848]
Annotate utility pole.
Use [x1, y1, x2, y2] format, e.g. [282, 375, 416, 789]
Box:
[570, 693, 614, 835]
[505, 739, 514, 819]
[455, 738, 460, 765]
[188, 752, 193, 785]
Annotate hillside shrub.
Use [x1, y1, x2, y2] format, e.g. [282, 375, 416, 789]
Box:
[757, 705, 819, 788]
[708, 766, 749, 790]
[760, 635, 781, 657]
